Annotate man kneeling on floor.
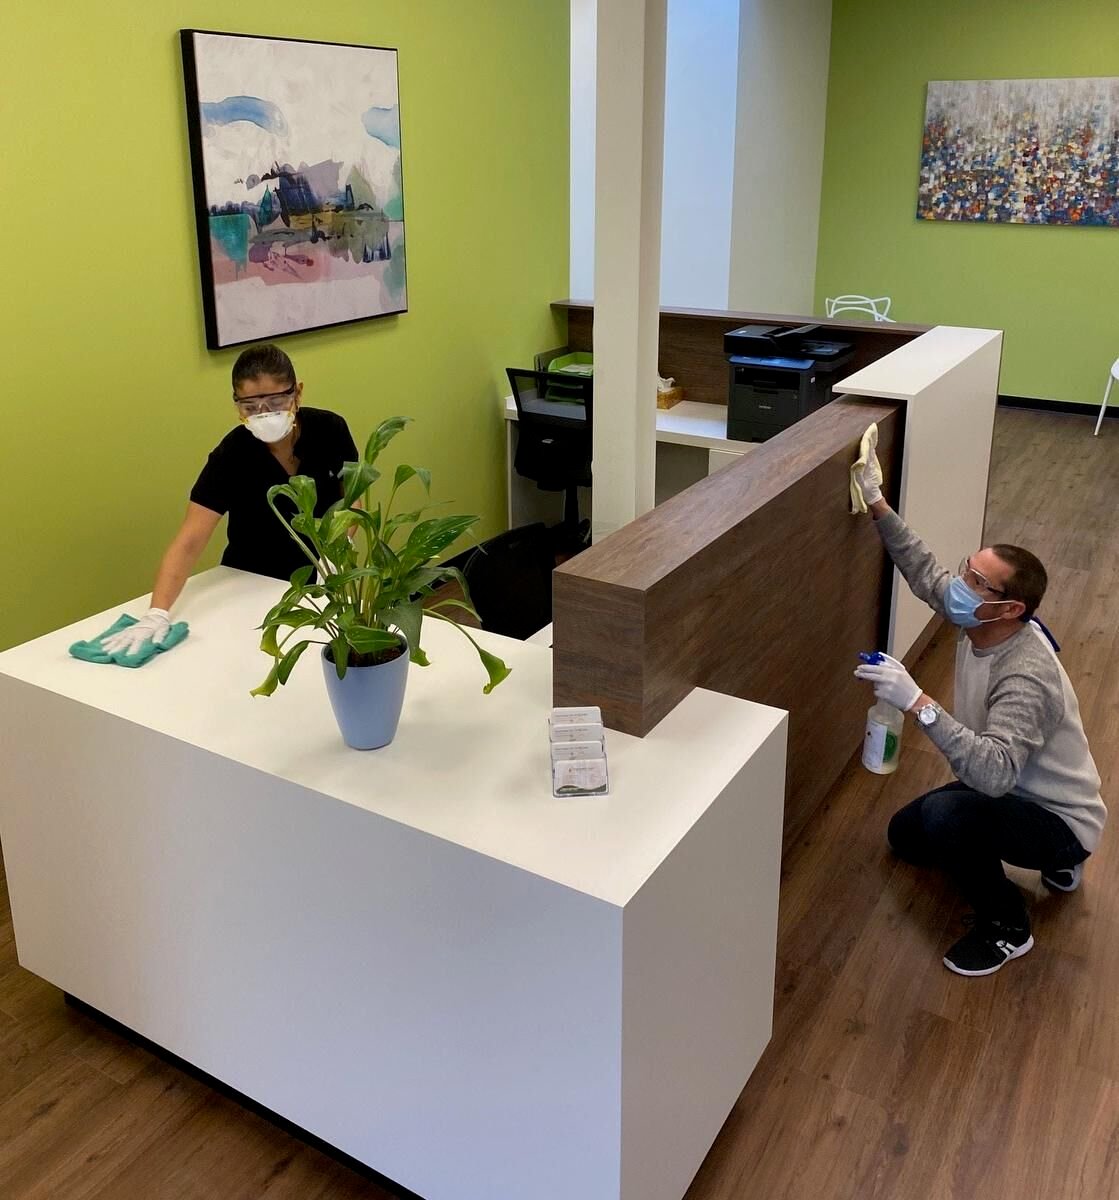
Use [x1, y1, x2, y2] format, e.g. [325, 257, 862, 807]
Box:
[851, 453, 1105, 978]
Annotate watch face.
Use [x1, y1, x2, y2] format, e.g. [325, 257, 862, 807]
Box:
[919, 705, 937, 726]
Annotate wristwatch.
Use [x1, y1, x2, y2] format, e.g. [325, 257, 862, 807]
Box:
[915, 702, 940, 728]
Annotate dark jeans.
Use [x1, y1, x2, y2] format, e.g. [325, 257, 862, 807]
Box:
[888, 782, 1089, 927]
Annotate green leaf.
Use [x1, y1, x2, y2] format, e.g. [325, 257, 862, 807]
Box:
[341, 460, 380, 507]
[428, 611, 511, 694]
[319, 508, 355, 547]
[384, 600, 428, 666]
[259, 610, 325, 655]
[250, 659, 281, 697]
[259, 587, 329, 631]
[289, 564, 314, 587]
[382, 508, 431, 542]
[277, 638, 315, 684]
[409, 564, 456, 590]
[251, 638, 315, 696]
[291, 512, 319, 540]
[399, 514, 479, 568]
[477, 646, 512, 694]
[345, 625, 404, 655]
[427, 596, 481, 623]
[269, 475, 317, 516]
[345, 507, 382, 542]
[372, 568, 446, 611]
[364, 416, 411, 466]
[330, 636, 350, 679]
[392, 463, 432, 494]
[434, 565, 477, 608]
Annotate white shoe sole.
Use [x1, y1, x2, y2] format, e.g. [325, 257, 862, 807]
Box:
[1041, 864, 1083, 892]
[943, 934, 1035, 977]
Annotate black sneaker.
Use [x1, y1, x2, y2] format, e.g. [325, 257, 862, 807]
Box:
[1041, 863, 1084, 893]
[943, 915, 1034, 977]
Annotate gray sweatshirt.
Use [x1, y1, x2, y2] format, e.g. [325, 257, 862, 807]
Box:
[877, 511, 1106, 853]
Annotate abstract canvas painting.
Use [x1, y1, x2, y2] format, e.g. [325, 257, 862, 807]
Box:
[181, 30, 407, 348]
[918, 77, 1119, 225]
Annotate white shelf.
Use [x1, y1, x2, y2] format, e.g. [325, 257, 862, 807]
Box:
[503, 394, 749, 454]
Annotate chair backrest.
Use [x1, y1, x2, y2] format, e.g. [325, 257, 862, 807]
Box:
[507, 367, 593, 427]
[506, 368, 592, 490]
[825, 294, 895, 323]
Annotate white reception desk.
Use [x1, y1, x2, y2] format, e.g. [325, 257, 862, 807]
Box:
[0, 568, 788, 1200]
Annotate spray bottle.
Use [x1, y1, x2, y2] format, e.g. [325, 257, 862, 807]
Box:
[859, 652, 903, 775]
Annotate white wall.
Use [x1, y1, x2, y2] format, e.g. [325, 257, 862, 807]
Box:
[659, 0, 739, 308]
[570, 0, 739, 309]
[570, 0, 597, 301]
[728, 0, 833, 313]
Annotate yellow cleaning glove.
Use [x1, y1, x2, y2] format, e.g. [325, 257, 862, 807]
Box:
[849, 422, 881, 514]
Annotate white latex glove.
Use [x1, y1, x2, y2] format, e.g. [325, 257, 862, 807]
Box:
[853, 652, 922, 712]
[101, 608, 171, 655]
[853, 449, 883, 506]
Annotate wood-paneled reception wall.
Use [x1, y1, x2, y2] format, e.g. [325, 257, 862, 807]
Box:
[552, 395, 905, 843]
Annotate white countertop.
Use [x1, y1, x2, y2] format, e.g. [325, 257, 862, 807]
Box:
[504, 395, 747, 453]
[833, 325, 1002, 401]
[0, 568, 785, 908]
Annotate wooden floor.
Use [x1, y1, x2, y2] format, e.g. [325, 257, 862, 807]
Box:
[2, 407, 1117, 1199]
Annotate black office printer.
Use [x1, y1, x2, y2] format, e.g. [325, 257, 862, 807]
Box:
[723, 324, 854, 442]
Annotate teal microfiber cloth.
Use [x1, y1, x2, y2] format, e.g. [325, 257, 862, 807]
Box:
[69, 613, 190, 668]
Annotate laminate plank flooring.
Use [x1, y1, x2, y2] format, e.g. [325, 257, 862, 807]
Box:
[1, 407, 1117, 1198]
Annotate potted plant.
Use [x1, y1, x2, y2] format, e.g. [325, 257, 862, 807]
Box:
[251, 416, 510, 748]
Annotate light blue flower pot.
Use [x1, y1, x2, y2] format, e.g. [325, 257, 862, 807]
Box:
[321, 639, 410, 750]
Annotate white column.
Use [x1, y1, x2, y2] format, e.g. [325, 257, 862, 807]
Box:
[592, 0, 668, 538]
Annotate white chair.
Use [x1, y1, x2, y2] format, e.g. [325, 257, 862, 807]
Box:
[1094, 358, 1119, 436]
[825, 294, 895, 323]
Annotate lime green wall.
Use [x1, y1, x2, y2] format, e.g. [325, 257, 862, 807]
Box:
[816, 0, 1119, 405]
[0, 3, 567, 650]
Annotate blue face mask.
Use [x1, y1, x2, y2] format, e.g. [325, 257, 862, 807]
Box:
[945, 575, 1014, 628]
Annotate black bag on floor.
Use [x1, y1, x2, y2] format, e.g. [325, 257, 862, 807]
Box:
[461, 523, 553, 640]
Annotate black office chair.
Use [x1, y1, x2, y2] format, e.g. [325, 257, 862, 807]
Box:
[506, 368, 593, 552]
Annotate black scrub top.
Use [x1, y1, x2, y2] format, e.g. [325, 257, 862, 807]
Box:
[190, 407, 359, 581]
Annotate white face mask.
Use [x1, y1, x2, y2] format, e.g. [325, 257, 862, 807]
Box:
[245, 409, 295, 443]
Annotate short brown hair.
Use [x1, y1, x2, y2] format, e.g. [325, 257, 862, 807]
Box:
[232, 343, 295, 389]
[991, 544, 1048, 619]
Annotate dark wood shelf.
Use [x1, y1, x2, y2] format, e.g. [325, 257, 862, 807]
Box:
[552, 300, 929, 407]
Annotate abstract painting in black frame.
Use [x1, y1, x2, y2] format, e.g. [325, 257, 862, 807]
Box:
[181, 29, 408, 349]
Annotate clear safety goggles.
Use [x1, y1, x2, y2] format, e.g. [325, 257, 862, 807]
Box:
[958, 556, 1007, 598]
[233, 384, 297, 418]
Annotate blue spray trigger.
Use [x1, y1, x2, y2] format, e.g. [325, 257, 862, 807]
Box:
[859, 651, 885, 665]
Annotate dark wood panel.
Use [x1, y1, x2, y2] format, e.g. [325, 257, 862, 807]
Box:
[561, 301, 926, 408]
[553, 396, 903, 841]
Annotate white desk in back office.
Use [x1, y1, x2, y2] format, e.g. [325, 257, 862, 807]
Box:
[502, 394, 754, 528]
